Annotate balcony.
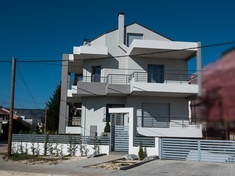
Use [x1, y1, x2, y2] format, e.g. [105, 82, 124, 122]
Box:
[127, 40, 197, 60]
[130, 72, 198, 97]
[136, 116, 202, 138]
[73, 46, 108, 60]
[66, 115, 82, 134]
[68, 72, 198, 97]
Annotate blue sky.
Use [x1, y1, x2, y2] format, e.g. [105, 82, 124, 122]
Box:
[0, 0, 235, 109]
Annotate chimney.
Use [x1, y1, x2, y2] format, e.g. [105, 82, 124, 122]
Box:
[118, 12, 125, 45]
[83, 38, 88, 45]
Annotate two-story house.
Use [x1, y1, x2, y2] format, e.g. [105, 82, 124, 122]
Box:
[59, 13, 202, 148]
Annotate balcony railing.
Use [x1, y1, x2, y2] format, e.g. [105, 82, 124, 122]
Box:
[68, 117, 81, 127]
[107, 74, 130, 85]
[74, 75, 130, 85]
[137, 116, 200, 128]
[71, 72, 197, 86]
[77, 76, 107, 83]
[130, 72, 196, 84]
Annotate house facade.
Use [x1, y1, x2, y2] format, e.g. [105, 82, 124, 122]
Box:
[59, 13, 202, 142]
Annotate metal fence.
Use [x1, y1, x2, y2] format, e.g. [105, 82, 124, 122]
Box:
[134, 136, 155, 147]
[12, 134, 110, 145]
[160, 138, 235, 163]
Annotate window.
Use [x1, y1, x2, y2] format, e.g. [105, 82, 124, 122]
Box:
[127, 33, 143, 47]
[142, 103, 170, 128]
[91, 66, 101, 82]
[148, 65, 164, 83]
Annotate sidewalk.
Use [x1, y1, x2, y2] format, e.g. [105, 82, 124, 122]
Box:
[0, 153, 235, 176]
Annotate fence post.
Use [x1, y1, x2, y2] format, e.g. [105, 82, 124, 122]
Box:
[198, 140, 201, 162]
[159, 138, 162, 159]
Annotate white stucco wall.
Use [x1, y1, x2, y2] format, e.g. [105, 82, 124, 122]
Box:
[129, 138, 159, 156]
[82, 96, 126, 136]
[137, 125, 202, 138]
[125, 23, 170, 42]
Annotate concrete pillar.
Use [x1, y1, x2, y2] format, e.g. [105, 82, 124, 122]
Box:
[197, 42, 202, 96]
[59, 54, 70, 134]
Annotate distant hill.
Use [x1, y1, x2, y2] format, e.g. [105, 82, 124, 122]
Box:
[15, 109, 44, 123]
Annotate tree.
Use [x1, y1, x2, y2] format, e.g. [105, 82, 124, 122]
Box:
[46, 83, 61, 133]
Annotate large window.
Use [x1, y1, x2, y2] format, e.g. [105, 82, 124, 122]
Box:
[142, 103, 170, 128]
[148, 65, 164, 83]
[91, 66, 101, 82]
[127, 33, 143, 47]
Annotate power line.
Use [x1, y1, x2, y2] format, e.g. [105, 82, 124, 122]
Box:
[16, 66, 41, 109]
[1, 40, 235, 63]
[0, 60, 12, 63]
[0, 93, 45, 105]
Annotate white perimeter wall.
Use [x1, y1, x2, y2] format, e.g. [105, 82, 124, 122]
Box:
[12, 142, 109, 156]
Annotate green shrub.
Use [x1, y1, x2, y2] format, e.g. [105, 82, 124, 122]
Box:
[104, 122, 110, 133]
[138, 141, 144, 160]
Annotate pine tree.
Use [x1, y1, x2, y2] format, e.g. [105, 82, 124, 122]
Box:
[138, 141, 145, 160]
[46, 83, 61, 133]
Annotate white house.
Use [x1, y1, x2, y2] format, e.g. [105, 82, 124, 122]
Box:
[59, 13, 202, 153]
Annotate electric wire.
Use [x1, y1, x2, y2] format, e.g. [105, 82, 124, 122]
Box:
[16, 65, 41, 109]
[0, 40, 234, 64]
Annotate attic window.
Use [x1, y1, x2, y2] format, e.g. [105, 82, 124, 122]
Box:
[127, 33, 143, 47]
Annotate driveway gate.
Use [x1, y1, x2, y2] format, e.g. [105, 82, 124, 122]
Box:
[159, 138, 235, 163]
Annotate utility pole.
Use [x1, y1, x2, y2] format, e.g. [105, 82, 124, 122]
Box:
[7, 58, 16, 157]
[44, 103, 48, 134]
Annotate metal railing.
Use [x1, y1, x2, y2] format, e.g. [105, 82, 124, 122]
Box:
[130, 72, 197, 84]
[107, 74, 131, 85]
[71, 72, 197, 86]
[68, 117, 81, 127]
[134, 136, 155, 147]
[12, 134, 110, 145]
[137, 116, 200, 128]
[77, 76, 107, 83]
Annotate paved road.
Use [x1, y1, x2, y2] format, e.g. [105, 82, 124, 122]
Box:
[0, 143, 234, 176]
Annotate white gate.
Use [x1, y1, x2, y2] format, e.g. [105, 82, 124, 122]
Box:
[110, 113, 129, 152]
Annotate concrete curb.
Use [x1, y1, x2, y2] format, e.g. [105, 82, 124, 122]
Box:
[119, 159, 157, 170]
[0, 170, 57, 176]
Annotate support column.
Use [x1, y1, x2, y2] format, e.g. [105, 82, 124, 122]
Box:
[59, 54, 70, 134]
[197, 42, 202, 96]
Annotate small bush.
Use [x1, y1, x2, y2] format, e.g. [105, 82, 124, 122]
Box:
[138, 142, 144, 160]
[104, 122, 110, 133]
